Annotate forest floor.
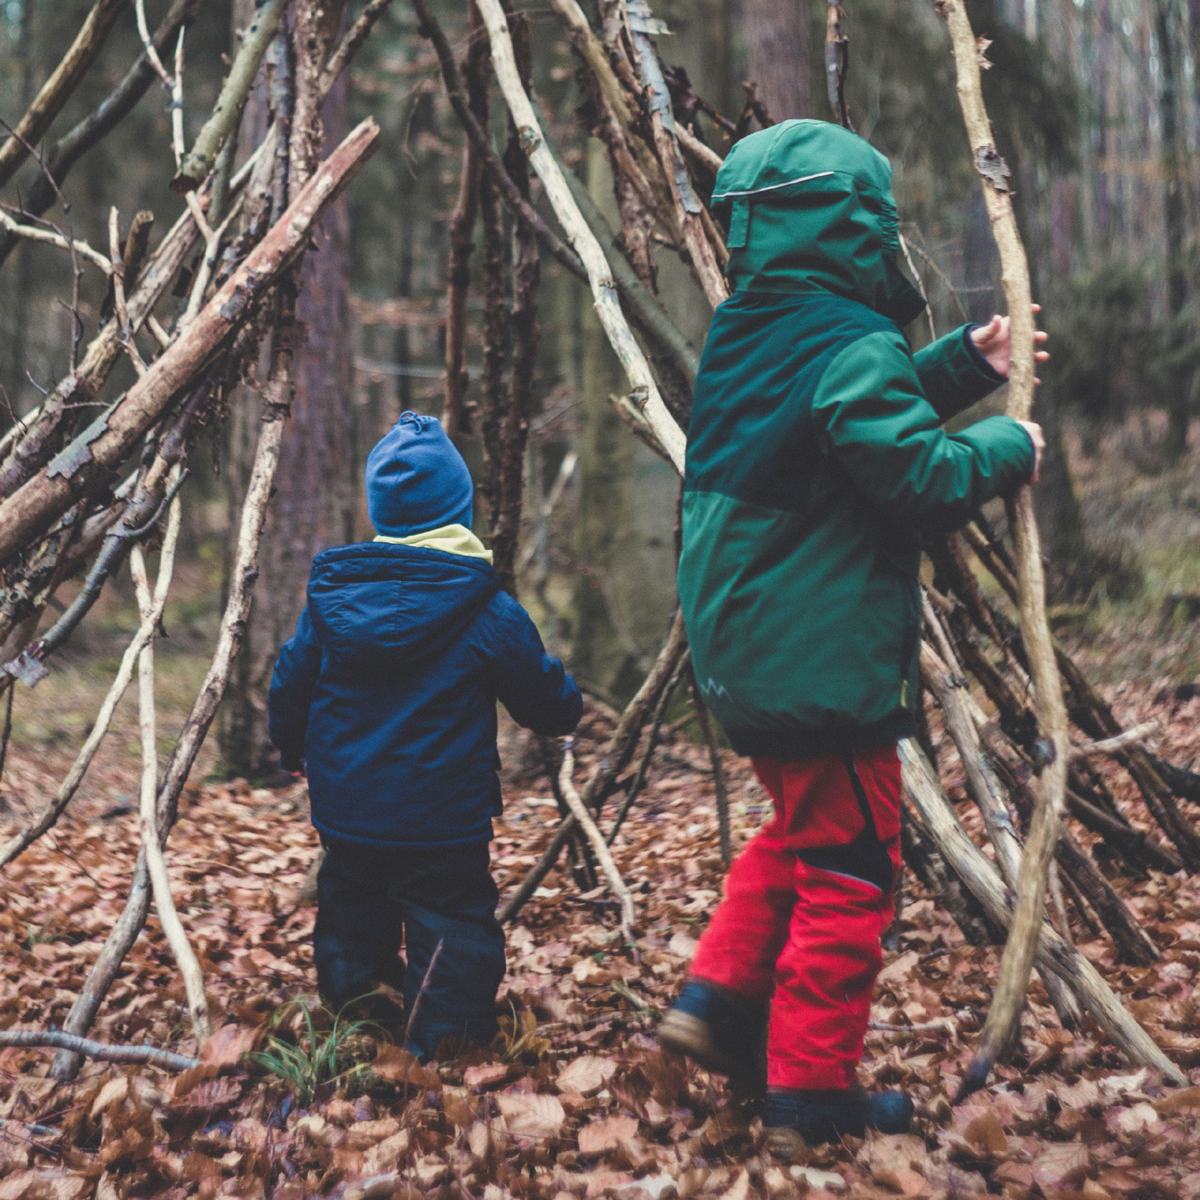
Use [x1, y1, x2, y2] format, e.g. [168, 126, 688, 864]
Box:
[6, 654, 1200, 1200]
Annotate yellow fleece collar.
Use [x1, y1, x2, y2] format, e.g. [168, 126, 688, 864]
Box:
[374, 523, 493, 564]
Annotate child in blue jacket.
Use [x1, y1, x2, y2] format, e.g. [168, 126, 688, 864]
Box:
[269, 412, 582, 1058]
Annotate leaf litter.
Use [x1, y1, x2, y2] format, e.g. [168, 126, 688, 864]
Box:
[3, 686, 1200, 1200]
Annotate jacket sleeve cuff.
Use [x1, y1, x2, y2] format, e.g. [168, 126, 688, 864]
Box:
[961, 414, 1036, 491]
[912, 324, 1007, 422]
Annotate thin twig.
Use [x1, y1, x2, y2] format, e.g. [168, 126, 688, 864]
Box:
[558, 738, 638, 949]
[0, 209, 111, 274]
[321, 0, 397, 96]
[402, 938, 445, 1050]
[1071, 722, 1159, 760]
[131, 492, 212, 1044]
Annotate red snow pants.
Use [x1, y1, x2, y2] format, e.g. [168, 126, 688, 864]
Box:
[689, 745, 902, 1090]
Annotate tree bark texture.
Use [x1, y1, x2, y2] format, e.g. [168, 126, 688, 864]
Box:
[742, 0, 811, 119]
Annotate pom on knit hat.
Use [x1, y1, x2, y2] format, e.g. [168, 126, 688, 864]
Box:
[365, 412, 474, 537]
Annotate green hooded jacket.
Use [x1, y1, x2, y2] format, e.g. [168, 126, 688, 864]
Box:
[678, 120, 1034, 758]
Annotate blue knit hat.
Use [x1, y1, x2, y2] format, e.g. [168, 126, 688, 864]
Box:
[366, 412, 474, 537]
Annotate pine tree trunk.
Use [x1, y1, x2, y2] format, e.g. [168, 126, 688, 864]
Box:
[219, 0, 356, 780]
[742, 0, 811, 119]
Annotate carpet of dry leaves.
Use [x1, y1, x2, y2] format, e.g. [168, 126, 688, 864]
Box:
[5, 670, 1200, 1200]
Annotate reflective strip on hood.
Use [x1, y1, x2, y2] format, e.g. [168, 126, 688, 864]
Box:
[711, 170, 836, 201]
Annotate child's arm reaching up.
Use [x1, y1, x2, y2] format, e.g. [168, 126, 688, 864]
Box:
[268, 609, 323, 772]
[482, 595, 583, 737]
[911, 304, 1049, 424]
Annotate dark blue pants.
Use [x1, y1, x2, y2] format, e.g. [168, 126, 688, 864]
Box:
[313, 838, 506, 1060]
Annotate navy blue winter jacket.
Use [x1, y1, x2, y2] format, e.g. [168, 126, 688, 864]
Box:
[268, 542, 582, 849]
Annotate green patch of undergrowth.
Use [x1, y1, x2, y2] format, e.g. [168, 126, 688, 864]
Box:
[250, 1000, 383, 1104]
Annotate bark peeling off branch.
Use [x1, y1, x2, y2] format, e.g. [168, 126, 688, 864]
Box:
[0, 118, 380, 569]
[938, 0, 1071, 1099]
[473, 0, 686, 473]
[0, 0, 131, 190]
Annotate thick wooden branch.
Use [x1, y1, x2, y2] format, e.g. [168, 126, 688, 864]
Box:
[172, 0, 291, 192]
[473, 0, 686, 472]
[1071, 723, 1159, 761]
[0, 0, 131, 190]
[625, 0, 728, 309]
[0, 1030, 201, 1072]
[938, 0, 1072, 1098]
[52, 374, 289, 1081]
[413, 0, 700, 399]
[920, 639, 1082, 1029]
[0, 118, 379, 569]
[441, 0, 488, 437]
[961, 523, 1200, 869]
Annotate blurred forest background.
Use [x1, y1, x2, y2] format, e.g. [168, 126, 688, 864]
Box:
[2, 0, 1199, 783]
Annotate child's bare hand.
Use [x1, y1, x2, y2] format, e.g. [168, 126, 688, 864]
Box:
[971, 304, 1050, 383]
[1016, 420, 1044, 482]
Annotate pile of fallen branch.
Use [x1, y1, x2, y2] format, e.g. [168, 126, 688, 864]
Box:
[5, 0, 1200, 1100]
[417, 0, 1200, 1093]
[0, 0, 390, 1078]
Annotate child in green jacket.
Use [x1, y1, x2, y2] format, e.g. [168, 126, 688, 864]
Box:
[657, 120, 1045, 1153]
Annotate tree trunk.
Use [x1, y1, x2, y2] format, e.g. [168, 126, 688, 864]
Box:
[741, 0, 811, 119]
[1159, 0, 1189, 460]
[570, 142, 678, 703]
[220, 0, 356, 780]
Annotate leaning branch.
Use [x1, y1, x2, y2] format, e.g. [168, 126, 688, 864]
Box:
[473, 0, 686, 471]
[172, 0, 291, 192]
[939, 0, 1072, 1100]
[559, 739, 638, 945]
[52, 363, 290, 1080]
[320, 0, 397, 96]
[130, 500, 212, 1045]
[899, 739, 1184, 1085]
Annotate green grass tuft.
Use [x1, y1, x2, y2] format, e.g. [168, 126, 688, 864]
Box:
[250, 999, 383, 1104]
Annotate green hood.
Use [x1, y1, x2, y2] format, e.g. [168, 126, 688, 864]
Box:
[712, 119, 927, 325]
